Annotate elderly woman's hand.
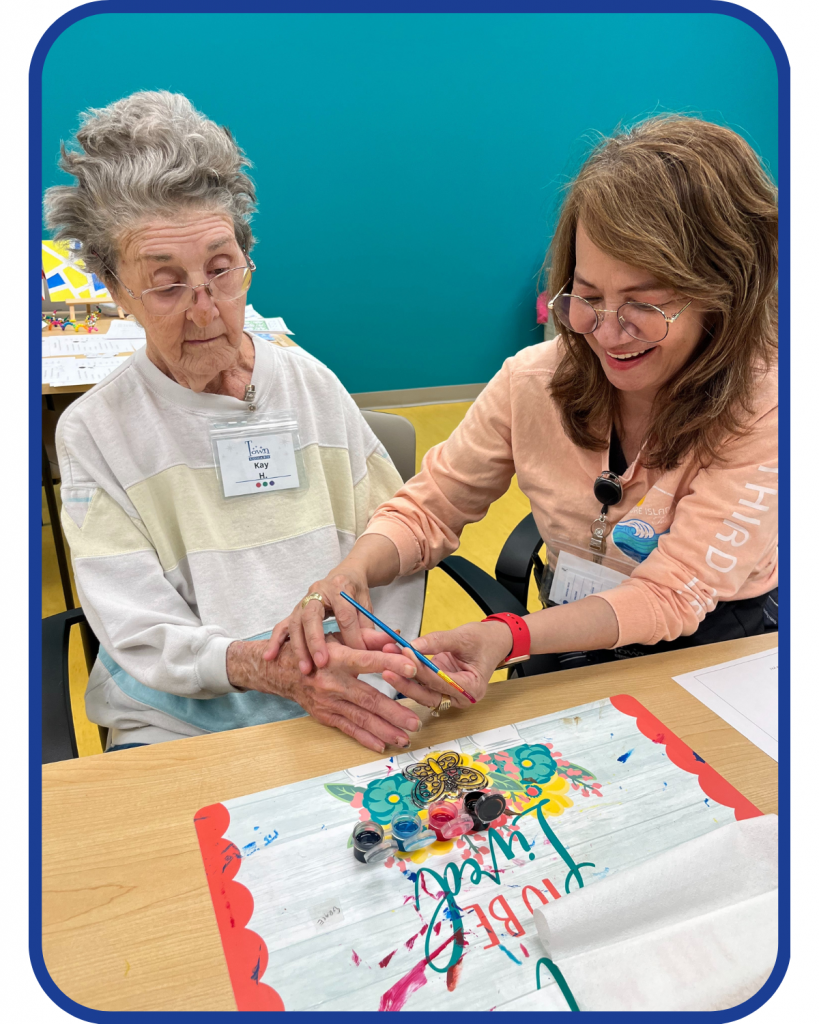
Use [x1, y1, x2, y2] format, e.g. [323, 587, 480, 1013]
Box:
[263, 535, 402, 673]
[379, 620, 514, 709]
[228, 628, 444, 752]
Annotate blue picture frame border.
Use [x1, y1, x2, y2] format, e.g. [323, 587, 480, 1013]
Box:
[29, 3, 789, 1021]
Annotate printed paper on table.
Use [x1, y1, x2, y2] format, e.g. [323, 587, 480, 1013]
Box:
[194, 694, 763, 1012]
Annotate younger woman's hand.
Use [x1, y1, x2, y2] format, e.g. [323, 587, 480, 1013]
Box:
[380, 620, 514, 709]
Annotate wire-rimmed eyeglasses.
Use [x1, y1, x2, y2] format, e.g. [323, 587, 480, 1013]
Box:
[548, 280, 692, 344]
[93, 253, 256, 317]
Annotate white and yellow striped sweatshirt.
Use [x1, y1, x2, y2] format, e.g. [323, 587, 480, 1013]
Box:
[56, 336, 424, 746]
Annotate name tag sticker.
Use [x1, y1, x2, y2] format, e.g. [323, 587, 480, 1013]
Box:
[215, 431, 300, 497]
[549, 549, 629, 605]
[209, 411, 304, 499]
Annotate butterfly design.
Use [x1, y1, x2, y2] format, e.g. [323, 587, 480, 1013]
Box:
[402, 751, 488, 806]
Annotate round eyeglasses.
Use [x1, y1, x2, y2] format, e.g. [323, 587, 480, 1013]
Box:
[548, 282, 692, 345]
[96, 254, 256, 317]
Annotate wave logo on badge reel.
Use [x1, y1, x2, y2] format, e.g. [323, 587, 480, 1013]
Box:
[612, 518, 669, 564]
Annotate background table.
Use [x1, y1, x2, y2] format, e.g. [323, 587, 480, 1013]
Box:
[41, 633, 778, 1012]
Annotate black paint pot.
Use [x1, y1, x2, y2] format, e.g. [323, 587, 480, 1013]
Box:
[463, 789, 507, 831]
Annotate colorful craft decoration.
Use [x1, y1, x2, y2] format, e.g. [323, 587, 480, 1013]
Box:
[83, 310, 100, 333]
[402, 750, 488, 806]
[42, 314, 77, 332]
[42, 239, 111, 302]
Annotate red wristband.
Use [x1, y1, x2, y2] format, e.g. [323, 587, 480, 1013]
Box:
[481, 613, 531, 666]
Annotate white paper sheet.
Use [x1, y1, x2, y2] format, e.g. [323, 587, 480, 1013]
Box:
[103, 318, 147, 341]
[533, 816, 778, 1011]
[245, 311, 293, 334]
[43, 336, 144, 358]
[673, 648, 778, 760]
[41, 355, 131, 386]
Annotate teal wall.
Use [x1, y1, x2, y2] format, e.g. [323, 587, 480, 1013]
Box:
[41, 12, 778, 394]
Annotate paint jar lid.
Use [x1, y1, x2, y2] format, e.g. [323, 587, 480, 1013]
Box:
[440, 813, 473, 839]
[467, 789, 507, 824]
[363, 839, 400, 863]
[400, 827, 437, 851]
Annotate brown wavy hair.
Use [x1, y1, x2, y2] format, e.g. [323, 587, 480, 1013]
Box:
[546, 115, 778, 471]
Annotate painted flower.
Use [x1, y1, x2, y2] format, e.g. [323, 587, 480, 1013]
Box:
[511, 743, 557, 784]
[362, 775, 416, 823]
[505, 770, 573, 817]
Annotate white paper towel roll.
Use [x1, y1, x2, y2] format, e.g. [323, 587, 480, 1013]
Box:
[532, 816, 778, 1012]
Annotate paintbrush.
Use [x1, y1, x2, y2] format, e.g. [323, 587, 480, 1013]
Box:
[339, 591, 476, 704]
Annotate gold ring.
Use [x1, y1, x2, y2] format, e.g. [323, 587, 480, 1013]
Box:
[301, 592, 326, 612]
[430, 695, 451, 717]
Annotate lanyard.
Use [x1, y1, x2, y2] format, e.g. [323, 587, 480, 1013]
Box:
[589, 426, 627, 561]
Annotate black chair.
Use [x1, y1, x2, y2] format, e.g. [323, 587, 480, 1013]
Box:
[42, 607, 101, 764]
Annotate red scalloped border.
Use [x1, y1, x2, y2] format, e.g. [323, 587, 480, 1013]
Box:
[194, 802, 284, 1011]
[610, 693, 763, 820]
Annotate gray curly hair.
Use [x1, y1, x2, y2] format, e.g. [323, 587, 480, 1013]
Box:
[44, 91, 256, 286]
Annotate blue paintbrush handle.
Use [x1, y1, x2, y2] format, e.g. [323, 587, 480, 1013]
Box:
[339, 591, 442, 676]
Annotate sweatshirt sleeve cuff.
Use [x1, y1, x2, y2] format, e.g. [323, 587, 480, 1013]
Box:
[194, 634, 240, 696]
[595, 583, 661, 648]
[362, 517, 423, 575]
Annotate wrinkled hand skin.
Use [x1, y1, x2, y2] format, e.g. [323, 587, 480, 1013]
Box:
[227, 633, 425, 753]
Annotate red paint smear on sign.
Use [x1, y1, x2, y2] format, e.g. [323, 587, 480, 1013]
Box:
[379, 949, 398, 969]
[446, 957, 465, 992]
[378, 930, 465, 1011]
[520, 943, 529, 958]
[352, 950, 361, 966]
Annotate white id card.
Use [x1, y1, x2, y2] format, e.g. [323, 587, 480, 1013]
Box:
[210, 413, 302, 498]
[548, 549, 629, 605]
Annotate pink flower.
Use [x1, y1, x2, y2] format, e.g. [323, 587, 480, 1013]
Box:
[557, 760, 570, 767]
[591, 783, 602, 790]
[566, 769, 581, 776]
[581, 789, 589, 798]
[351, 792, 364, 808]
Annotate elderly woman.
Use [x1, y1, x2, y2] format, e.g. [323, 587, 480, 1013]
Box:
[275, 116, 778, 705]
[47, 91, 444, 752]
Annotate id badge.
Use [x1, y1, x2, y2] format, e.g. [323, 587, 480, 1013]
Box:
[547, 549, 630, 606]
[209, 412, 305, 499]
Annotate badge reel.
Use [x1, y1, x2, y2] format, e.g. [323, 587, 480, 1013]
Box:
[209, 409, 307, 500]
[590, 470, 623, 561]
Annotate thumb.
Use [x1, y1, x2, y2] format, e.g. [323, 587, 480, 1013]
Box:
[413, 631, 453, 656]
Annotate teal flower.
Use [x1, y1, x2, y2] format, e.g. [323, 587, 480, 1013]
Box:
[511, 743, 557, 784]
[362, 775, 416, 823]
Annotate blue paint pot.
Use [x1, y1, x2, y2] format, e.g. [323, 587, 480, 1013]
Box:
[391, 812, 437, 853]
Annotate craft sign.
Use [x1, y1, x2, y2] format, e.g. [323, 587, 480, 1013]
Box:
[214, 431, 300, 497]
[194, 695, 762, 1012]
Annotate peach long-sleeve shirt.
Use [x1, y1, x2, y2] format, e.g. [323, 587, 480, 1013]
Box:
[364, 339, 778, 648]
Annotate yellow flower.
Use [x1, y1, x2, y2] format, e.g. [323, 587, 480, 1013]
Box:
[510, 772, 574, 817]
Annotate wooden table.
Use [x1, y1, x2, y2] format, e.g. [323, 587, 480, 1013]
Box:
[41, 633, 778, 1012]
